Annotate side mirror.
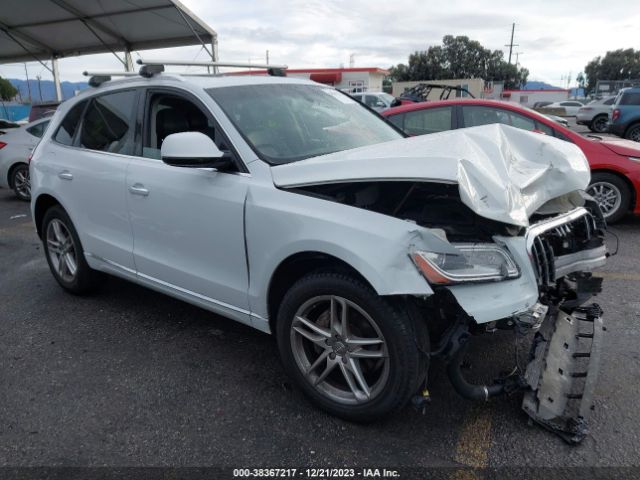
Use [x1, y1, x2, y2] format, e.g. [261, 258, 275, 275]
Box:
[161, 131, 233, 169]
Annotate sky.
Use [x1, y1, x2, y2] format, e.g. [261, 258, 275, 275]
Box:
[1, 0, 639, 86]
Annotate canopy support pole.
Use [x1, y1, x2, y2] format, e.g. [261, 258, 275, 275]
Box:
[52, 57, 62, 102]
[124, 49, 134, 72]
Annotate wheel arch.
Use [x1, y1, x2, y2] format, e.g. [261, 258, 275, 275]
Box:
[590, 168, 637, 213]
[34, 193, 63, 239]
[267, 251, 378, 334]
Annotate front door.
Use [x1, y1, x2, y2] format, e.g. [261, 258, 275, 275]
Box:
[125, 88, 251, 323]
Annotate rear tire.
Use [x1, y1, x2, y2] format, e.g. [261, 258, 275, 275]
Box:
[42, 206, 103, 294]
[276, 271, 428, 422]
[587, 172, 631, 223]
[589, 114, 608, 134]
[9, 163, 30, 201]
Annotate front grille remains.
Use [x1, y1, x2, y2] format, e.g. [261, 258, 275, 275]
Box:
[528, 210, 603, 287]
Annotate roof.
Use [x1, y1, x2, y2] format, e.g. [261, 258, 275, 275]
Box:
[0, 0, 216, 63]
[72, 72, 317, 98]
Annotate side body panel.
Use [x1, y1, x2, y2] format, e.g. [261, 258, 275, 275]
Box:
[32, 141, 135, 271]
[244, 173, 448, 331]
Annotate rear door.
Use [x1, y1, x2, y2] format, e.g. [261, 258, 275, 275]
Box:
[125, 87, 251, 323]
[43, 89, 140, 273]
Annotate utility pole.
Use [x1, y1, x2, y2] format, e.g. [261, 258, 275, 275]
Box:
[349, 53, 355, 68]
[266, 50, 269, 65]
[23, 63, 32, 103]
[505, 23, 519, 65]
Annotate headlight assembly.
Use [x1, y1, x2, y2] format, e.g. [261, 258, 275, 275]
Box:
[411, 243, 520, 285]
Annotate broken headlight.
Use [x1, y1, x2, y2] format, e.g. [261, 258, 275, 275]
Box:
[411, 243, 520, 285]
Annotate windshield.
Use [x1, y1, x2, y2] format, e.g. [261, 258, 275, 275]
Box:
[207, 84, 403, 164]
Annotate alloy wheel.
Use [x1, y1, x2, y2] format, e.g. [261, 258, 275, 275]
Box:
[46, 219, 78, 283]
[13, 166, 30, 200]
[587, 181, 622, 218]
[592, 116, 608, 133]
[290, 295, 389, 405]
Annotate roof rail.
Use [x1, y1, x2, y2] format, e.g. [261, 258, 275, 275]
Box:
[137, 58, 288, 76]
[83, 63, 166, 86]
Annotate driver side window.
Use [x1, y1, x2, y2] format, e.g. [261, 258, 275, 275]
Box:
[143, 92, 223, 160]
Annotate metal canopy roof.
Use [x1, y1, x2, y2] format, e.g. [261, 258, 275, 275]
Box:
[0, 0, 217, 64]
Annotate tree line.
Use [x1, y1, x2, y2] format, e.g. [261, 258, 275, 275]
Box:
[389, 35, 529, 89]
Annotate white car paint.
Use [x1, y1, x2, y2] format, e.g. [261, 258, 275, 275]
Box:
[29, 74, 600, 334]
[0, 118, 49, 189]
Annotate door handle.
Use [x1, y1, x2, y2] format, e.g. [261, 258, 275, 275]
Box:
[129, 183, 149, 196]
[58, 170, 73, 181]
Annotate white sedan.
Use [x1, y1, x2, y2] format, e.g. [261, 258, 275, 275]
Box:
[546, 101, 585, 116]
[0, 118, 50, 200]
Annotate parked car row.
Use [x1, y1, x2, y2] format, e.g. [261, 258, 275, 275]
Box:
[0, 118, 50, 200]
[382, 98, 640, 222]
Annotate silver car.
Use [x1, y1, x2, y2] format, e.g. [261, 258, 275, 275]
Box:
[29, 69, 606, 440]
[576, 96, 615, 133]
[0, 118, 50, 200]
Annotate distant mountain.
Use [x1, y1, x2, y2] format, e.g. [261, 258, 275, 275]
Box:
[523, 81, 564, 90]
[7, 78, 89, 103]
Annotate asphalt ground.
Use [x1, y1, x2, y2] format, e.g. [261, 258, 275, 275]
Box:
[1, 136, 640, 477]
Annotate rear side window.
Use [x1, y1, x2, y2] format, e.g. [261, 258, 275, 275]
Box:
[620, 92, 640, 106]
[462, 106, 510, 127]
[26, 121, 50, 138]
[403, 107, 453, 135]
[508, 112, 536, 131]
[53, 100, 87, 146]
[604, 98, 615, 105]
[79, 90, 138, 155]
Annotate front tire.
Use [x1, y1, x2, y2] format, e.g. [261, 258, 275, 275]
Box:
[587, 173, 630, 223]
[42, 206, 103, 294]
[276, 272, 428, 421]
[10, 163, 30, 201]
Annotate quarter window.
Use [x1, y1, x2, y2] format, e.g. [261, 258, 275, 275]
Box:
[26, 121, 50, 138]
[403, 107, 453, 135]
[79, 90, 138, 155]
[53, 100, 87, 146]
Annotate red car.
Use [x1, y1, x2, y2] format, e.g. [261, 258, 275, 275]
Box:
[383, 99, 640, 223]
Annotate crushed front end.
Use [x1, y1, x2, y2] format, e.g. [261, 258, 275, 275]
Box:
[412, 198, 607, 443]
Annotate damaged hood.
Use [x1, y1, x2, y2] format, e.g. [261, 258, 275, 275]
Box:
[271, 124, 590, 226]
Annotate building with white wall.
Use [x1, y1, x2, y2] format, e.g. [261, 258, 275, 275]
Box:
[232, 67, 389, 92]
[500, 89, 569, 107]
